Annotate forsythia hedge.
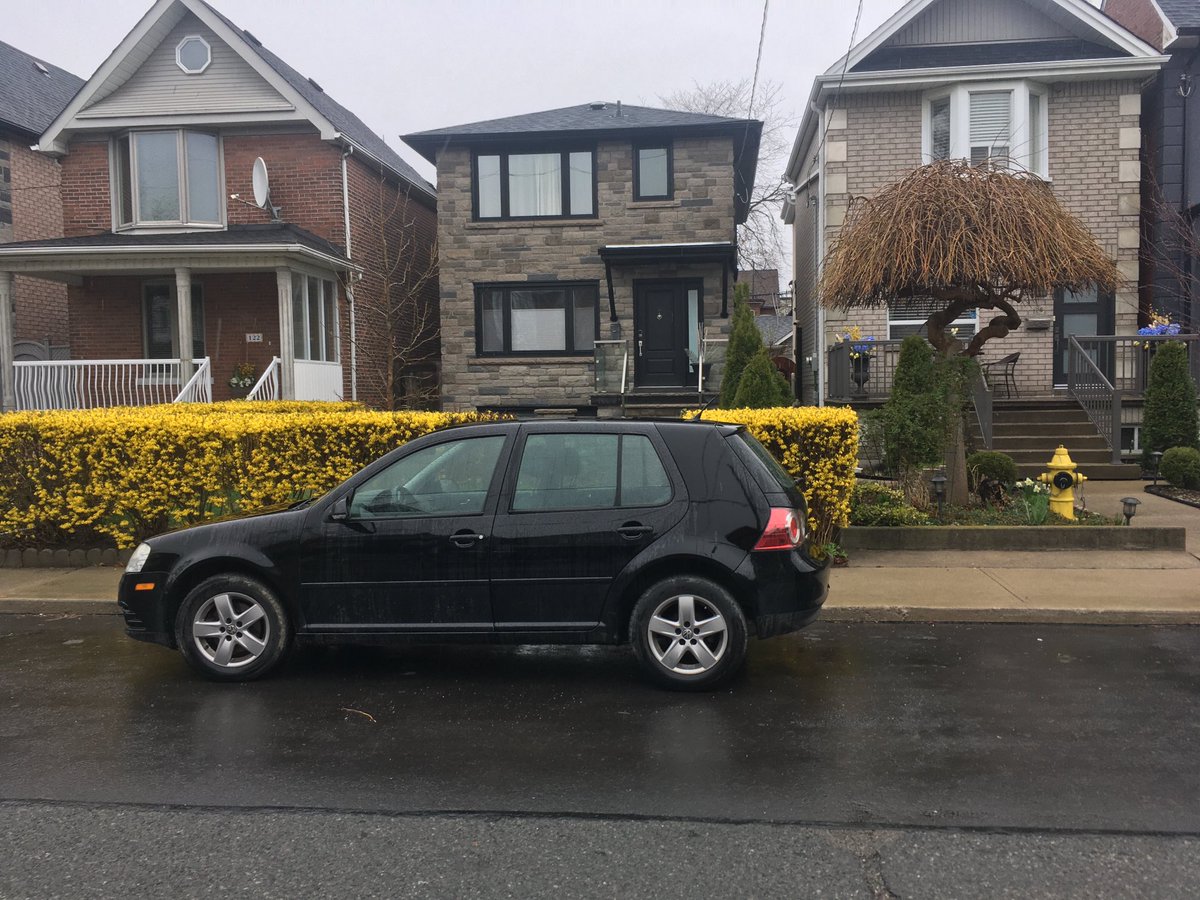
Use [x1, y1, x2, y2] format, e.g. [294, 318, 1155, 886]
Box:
[691, 406, 859, 547]
[0, 402, 497, 549]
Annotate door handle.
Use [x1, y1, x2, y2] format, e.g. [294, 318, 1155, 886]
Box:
[616, 523, 653, 540]
[450, 531, 485, 548]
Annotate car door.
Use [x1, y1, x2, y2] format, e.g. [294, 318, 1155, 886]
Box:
[488, 423, 687, 632]
[298, 430, 512, 632]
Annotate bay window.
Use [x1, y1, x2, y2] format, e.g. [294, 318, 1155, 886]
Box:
[114, 130, 223, 228]
[476, 283, 598, 356]
[473, 149, 595, 220]
[923, 82, 1048, 177]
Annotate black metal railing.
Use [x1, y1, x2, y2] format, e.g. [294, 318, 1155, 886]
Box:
[826, 339, 907, 402]
[972, 370, 994, 450]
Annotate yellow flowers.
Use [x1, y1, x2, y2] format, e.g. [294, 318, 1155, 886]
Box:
[0, 402, 497, 549]
[691, 406, 859, 547]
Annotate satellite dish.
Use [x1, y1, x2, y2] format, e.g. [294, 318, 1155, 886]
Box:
[251, 157, 270, 208]
[250, 157, 281, 221]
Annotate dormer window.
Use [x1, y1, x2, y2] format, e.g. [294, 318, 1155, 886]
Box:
[923, 81, 1048, 178]
[114, 130, 223, 228]
[175, 36, 212, 74]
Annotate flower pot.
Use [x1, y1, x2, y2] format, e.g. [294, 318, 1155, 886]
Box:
[850, 356, 871, 397]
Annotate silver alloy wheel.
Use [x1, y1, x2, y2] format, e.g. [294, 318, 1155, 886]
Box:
[191, 591, 271, 669]
[646, 593, 728, 676]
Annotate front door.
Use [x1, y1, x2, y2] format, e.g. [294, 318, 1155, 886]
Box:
[1053, 287, 1114, 386]
[298, 433, 511, 632]
[635, 281, 691, 387]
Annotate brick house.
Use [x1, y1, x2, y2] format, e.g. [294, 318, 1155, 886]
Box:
[0, 0, 436, 412]
[0, 40, 83, 362]
[784, 0, 1177, 471]
[1103, 0, 1200, 332]
[402, 103, 761, 415]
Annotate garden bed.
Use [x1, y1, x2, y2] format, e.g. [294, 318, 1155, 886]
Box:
[1145, 484, 1200, 510]
[842, 525, 1186, 552]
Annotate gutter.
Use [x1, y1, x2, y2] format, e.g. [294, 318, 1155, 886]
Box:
[0, 242, 358, 272]
[341, 144, 357, 402]
[333, 131, 435, 203]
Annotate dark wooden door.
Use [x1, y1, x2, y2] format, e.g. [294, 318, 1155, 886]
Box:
[635, 282, 688, 387]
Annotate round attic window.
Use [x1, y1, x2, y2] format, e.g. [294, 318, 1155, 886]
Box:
[175, 36, 212, 75]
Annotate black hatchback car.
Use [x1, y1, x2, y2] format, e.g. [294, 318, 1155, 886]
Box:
[119, 419, 829, 689]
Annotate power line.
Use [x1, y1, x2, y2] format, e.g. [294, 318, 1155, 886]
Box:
[748, 0, 769, 119]
[818, 0, 865, 156]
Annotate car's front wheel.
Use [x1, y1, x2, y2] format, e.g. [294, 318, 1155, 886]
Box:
[630, 576, 748, 690]
[174, 574, 290, 681]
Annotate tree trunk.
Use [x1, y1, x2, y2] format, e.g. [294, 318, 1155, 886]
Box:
[944, 411, 969, 507]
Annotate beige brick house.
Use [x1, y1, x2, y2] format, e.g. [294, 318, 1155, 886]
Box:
[784, 0, 1172, 466]
[403, 103, 761, 415]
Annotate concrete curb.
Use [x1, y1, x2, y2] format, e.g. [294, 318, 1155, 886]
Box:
[0, 599, 118, 615]
[842, 525, 1187, 552]
[820, 606, 1200, 626]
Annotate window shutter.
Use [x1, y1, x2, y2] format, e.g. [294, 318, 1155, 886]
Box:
[969, 91, 1011, 164]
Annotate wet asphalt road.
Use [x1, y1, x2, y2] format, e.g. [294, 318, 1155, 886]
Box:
[2, 615, 1199, 897]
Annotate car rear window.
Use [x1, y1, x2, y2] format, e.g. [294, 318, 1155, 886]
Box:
[729, 431, 802, 498]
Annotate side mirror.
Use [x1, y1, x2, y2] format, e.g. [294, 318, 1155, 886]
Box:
[330, 496, 350, 521]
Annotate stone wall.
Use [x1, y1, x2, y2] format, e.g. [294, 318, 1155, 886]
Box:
[820, 80, 1143, 397]
[436, 136, 738, 410]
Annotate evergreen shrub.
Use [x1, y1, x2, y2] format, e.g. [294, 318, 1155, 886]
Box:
[1142, 341, 1199, 466]
[1160, 446, 1200, 489]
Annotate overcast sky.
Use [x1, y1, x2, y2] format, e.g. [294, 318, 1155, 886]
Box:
[12, 0, 909, 186]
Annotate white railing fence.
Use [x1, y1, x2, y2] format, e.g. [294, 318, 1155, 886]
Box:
[246, 356, 281, 402]
[14, 358, 212, 411]
[173, 358, 212, 404]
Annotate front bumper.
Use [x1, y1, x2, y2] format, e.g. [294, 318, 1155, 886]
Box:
[737, 547, 830, 639]
[117, 571, 174, 647]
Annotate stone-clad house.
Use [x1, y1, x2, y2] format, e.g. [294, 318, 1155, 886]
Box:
[0, 0, 436, 412]
[783, 0, 1174, 469]
[1104, 0, 1200, 332]
[403, 103, 761, 415]
[0, 40, 84, 363]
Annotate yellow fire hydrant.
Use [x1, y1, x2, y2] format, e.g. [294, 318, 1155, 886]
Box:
[1037, 445, 1087, 521]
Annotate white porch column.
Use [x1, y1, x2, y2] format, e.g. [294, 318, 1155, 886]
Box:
[0, 272, 14, 412]
[174, 267, 194, 377]
[276, 267, 296, 400]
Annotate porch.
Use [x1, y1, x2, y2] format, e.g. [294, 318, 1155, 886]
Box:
[828, 334, 1200, 468]
[0, 225, 351, 412]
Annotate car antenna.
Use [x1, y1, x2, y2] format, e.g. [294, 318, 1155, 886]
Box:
[691, 394, 721, 420]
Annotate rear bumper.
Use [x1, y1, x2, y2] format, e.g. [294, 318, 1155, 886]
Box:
[737, 547, 830, 639]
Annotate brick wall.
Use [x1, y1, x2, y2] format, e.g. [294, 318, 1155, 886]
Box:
[820, 80, 1143, 397]
[60, 136, 112, 237]
[1102, 0, 1165, 50]
[436, 136, 737, 411]
[2, 132, 70, 346]
[345, 153, 439, 409]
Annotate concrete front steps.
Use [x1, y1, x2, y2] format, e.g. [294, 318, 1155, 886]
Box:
[970, 399, 1142, 480]
[594, 390, 716, 419]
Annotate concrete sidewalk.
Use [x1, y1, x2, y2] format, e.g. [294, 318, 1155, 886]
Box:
[1, 482, 1197, 625]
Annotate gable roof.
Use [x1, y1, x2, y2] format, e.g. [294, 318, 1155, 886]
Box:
[404, 102, 761, 221]
[0, 40, 84, 139]
[36, 0, 432, 199]
[1158, 0, 1200, 31]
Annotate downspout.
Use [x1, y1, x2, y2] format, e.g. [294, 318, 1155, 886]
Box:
[341, 144, 357, 402]
[816, 107, 828, 407]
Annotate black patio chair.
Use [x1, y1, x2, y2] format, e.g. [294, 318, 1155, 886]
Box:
[982, 351, 1020, 399]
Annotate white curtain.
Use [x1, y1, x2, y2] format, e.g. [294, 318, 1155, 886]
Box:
[508, 154, 562, 216]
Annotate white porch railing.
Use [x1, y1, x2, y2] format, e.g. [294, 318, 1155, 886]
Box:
[14, 358, 212, 411]
[173, 357, 212, 404]
[246, 356, 281, 402]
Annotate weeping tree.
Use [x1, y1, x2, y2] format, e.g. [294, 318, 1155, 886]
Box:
[820, 161, 1121, 504]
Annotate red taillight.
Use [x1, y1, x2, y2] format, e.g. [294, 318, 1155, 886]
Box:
[753, 508, 804, 551]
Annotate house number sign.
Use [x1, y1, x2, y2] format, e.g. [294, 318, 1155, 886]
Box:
[246, 333, 263, 343]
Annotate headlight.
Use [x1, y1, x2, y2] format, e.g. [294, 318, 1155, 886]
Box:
[125, 543, 152, 573]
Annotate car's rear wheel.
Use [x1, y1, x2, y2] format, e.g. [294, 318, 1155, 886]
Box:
[630, 576, 748, 690]
[175, 574, 290, 681]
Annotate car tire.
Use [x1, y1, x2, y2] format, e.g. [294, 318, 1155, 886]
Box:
[629, 575, 748, 691]
[174, 574, 290, 682]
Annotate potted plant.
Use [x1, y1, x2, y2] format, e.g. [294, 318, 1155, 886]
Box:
[229, 362, 258, 398]
[835, 326, 876, 397]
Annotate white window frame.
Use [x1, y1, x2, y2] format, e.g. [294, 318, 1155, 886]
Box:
[174, 35, 212, 75]
[291, 275, 340, 363]
[921, 81, 1049, 179]
[111, 129, 226, 231]
[886, 306, 979, 341]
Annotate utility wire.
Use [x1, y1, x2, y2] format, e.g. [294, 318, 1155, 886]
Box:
[737, 0, 770, 207]
[817, 0, 865, 157]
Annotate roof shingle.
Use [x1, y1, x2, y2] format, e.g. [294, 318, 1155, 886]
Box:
[0, 39, 83, 138]
[1158, 0, 1200, 31]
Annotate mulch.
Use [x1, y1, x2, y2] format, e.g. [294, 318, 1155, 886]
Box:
[1145, 484, 1200, 510]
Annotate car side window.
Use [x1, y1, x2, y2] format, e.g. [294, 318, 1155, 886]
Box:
[349, 435, 506, 519]
[512, 433, 671, 512]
